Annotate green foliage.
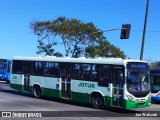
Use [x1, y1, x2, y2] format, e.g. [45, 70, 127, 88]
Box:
[36, 41, 63, 57]
[150, 61, 160, 69]
[86, 39, 126, 58]
[30, 16, 126, 58]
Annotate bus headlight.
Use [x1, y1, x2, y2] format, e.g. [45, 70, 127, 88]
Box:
[126, 94, 135, 101]
[148, 95, 151, 100]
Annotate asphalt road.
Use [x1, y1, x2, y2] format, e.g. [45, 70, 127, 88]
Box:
[0, 81, 159, 120]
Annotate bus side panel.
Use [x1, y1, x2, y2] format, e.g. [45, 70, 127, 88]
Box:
[30, 76, 61, 98]
[71, 80, 95, 103]
[10, 74, 23, 91]
[42, 77, 61, 98]
[71, 92, 112, 106]
[71, 80, 112, 106]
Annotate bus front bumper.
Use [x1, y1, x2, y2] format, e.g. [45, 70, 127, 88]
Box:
[124, 99, 151, 109]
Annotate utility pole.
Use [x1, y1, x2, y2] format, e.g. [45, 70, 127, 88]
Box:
[140, 0, 150, 60]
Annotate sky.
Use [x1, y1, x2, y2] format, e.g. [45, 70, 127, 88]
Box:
[0, 0, 160, 62]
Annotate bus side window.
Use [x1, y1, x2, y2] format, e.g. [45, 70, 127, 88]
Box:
[46, 62, 59, 77]
[12, 60, 22, 74]
[54, 63, 60, 77]
[112, 69, 124, 86]
[98, 65, 109, 82]
[33, 62, 43, 75]
[73, 64, 92, 80]
[150, 76, 153, 85]
[112, 71, 118, 84]
[91, 64, 99, 80]
[81, 64, 91, 79]
[119, 71, 124, 85]
[73, 64, 81, 79]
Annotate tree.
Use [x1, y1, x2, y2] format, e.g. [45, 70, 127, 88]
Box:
[150, 61, 160, 69]
[36, 41, 63, 57]
[31, 17, 102, 57]
[30, 16, 126, 58]
[86, 39, 126, 58]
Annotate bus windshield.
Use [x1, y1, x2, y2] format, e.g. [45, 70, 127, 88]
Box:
[127, 62, 150, 97]
[151, 76, 160, 86]
[150, 69, 160, 86]
[0, 62, 7, 69]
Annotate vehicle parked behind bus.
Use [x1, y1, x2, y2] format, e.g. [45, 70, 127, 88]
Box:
[150, 68, 160, 101]
[10, 56, 151, 109]
[0, 59, 11, 83]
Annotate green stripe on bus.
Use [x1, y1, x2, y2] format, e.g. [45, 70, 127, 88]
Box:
[104, 97, 112, 106]
[42, 88, 60, 98]
[10, 84, 23, 91]
[71, 92, 90, 103]
[10, 83, 61, 98]
[71, 92, 112, 106]
[10, 83, 150, 109]
[124, 99, 151, 109]
[10, 83, 112, 106]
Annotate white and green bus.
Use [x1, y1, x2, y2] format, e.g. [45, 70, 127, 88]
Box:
[10, 56, 151, 109]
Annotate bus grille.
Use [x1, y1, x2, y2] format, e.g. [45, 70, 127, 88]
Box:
[136, 102, 145, 107]
[135, 98, 145, 102]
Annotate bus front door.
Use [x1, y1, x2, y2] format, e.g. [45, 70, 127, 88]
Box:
[112, 67, 124, 107]
[23, 64, 30, 92]
[60, 64, 72, 99]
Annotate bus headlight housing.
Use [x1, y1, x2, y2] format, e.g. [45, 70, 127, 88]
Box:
[148, 95, 151, 100]
[126, 94, 135, 101]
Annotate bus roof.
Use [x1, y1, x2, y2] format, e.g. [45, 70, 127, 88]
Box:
[151, 68, 160, 70]
[150, 68, 160, 73]
[12, 56, 147, 65]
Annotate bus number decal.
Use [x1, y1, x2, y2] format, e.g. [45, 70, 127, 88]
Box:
[56, 84, 59, 89]
[78, 82, 95, 88]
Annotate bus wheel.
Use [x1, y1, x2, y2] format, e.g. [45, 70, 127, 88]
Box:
[33, 86, 42, 98]
[6, 81, 10, 83]
[91, 94, 104, 109]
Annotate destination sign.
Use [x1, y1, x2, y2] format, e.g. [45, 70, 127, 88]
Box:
[127, 62, 149, 69]
[0, 60, 7, 62]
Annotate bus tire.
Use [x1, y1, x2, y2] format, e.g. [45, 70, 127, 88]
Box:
[91, 94, 104, 109]
[6, 81, 10, 83]
[33, 85, 42, 98]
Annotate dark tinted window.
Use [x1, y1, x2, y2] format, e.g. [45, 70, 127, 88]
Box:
[73, 64, 82, 79]
[82, 64, 91, 79]
[12, 60, 22, 74]
[98, 65, 110, 82]
[44, 62, 59, 77]
[33, 61, 43, 75]
[73, 63, 111, 82]
[73, 64, 91, 80]
[91, 64, 99, 80]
